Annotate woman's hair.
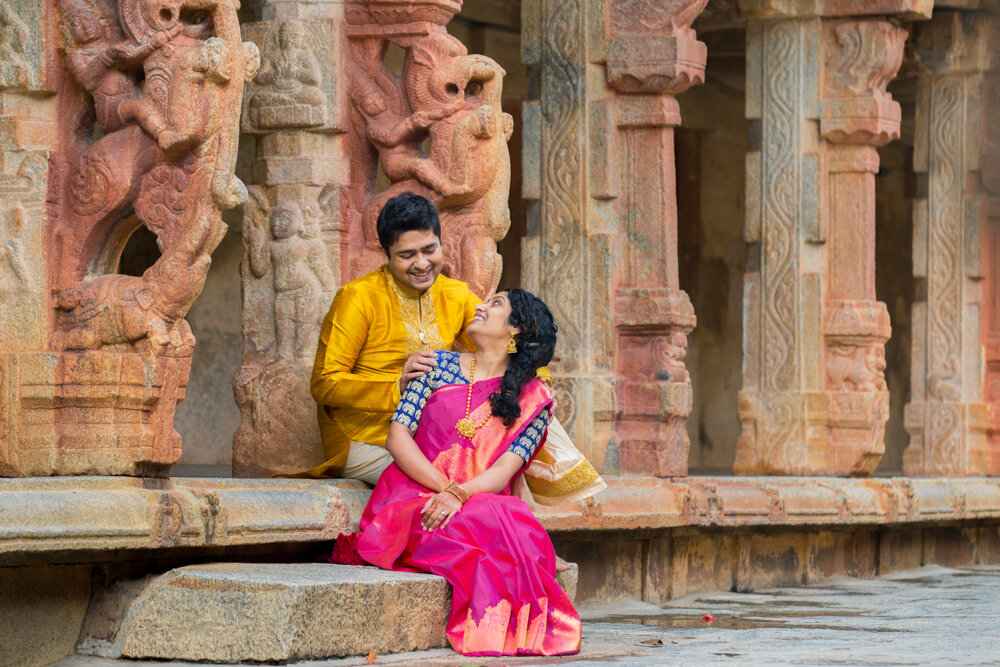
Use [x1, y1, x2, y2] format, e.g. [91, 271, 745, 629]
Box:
[489, 289, 558, 426]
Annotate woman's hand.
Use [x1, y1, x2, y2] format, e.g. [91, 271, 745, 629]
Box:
[421, 491, 462, 531]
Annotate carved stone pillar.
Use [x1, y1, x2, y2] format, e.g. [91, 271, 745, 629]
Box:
[904, 10, 1000, 476]
[233, 7, 348, 477]
[522, 0, 707, 476]
[734, 1, 923, 476]
[0, 0, 255, 476]
[0, 1, 57, 475]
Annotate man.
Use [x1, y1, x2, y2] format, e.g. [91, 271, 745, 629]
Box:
[308, 192, 477, 481]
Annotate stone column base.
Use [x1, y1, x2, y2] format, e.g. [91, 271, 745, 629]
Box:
[0, 351, 188, 476]
[903, 401, 993, 476]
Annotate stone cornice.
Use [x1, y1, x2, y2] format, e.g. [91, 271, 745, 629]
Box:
[3, 476, 1000, 562]
[738, 0, 932, 20]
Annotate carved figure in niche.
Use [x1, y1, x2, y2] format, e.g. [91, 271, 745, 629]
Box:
[0, 210, 28, 293]
[351, 29, 513, 297]
[826, 344, 886, 392]
[246, 191, 335, 360]
[52, 0, 260, 353]
[249, 21, 326, 129]
[0, 4, 33, 87]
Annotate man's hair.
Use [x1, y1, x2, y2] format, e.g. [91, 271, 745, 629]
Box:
[376, 192, 441, 255]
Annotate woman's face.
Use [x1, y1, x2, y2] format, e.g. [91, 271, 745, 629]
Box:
[467, 292, 515, 345]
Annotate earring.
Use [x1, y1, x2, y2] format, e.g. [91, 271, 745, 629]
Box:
[507, 332, 518, 354]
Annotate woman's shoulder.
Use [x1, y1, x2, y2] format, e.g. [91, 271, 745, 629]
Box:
[430, 350, 465, 384]
[433, 349, 461, 363]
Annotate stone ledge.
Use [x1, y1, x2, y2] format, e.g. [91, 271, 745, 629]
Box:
[3, 476, 999, 558]
[0, 477, 367, 557]
[536, 476, 1000, 532]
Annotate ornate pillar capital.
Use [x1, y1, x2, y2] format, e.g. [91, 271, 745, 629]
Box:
[820, 19, 906, 146]
[605, 0, 709, 95]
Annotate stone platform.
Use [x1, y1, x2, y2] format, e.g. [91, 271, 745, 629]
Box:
[2, 475, 999, 664]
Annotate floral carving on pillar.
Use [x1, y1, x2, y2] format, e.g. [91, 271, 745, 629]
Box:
[343, 0, 513, 299]
[904, 11, 999, 476]
[606, 0, 707, 476]
[0, 0, 258, 476]
[736, 11, 907, 477]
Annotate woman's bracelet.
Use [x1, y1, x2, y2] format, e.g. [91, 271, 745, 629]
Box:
[443, 481, 470, 504]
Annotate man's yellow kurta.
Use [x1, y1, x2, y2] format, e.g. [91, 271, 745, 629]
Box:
[308, 266, 479, 477]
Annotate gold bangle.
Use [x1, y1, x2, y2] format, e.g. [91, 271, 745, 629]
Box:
[444, 481, 470, 504]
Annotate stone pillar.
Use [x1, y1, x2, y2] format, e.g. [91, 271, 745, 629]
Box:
[734, 1, 925, 476]
[0, 1, 57, 475]
[233, 3, 349, 477]
[1, 0, 255, 476]
[904, 10, 1000, 476]
[522, 0, 707, 476]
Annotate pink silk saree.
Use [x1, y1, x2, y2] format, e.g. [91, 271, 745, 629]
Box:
[357, 377, 582, 657]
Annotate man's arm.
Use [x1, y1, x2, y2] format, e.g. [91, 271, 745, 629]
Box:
[310, 286, 401, 413]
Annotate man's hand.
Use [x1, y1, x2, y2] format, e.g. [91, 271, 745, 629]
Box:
[399, 351, 437, 394]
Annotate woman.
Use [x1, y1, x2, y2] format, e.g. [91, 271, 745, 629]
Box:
[356, 289, 582, 657]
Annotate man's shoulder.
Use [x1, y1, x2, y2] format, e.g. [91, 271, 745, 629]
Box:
[433, 274, 479, 301]
[338, 266, 387, 298]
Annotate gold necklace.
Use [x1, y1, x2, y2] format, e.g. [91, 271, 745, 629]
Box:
[455, 357, 492, 438]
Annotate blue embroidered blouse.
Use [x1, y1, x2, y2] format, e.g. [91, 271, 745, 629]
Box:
[391, 350, 549, 463]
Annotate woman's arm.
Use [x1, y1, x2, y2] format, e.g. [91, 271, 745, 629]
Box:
[420, 452, 525, 531]
[386, 420, 449, 493]
[463, 453, 525, 495]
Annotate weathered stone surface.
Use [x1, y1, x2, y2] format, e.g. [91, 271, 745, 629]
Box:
[734, 10, 908, 476]
[0, 564, 92, 667]
[904, 11, 1000, 476]
[77, 563, 450, 662]
[231, 3, 349, 478]
[5, 475, 1000, 562]
[0, 477, 356, 559]
[0, 0, 258, 476]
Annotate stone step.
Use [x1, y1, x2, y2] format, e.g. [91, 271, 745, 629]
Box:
[77, 562, 579, 664]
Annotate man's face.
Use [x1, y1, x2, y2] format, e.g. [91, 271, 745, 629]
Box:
[385, 229, 443, 293]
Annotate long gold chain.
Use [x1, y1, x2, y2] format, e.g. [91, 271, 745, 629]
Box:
[455, 357, 492, 438]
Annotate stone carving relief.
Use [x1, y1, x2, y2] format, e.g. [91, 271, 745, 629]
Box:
[0, 3, 34, 88]
[821, 19, 907, 146]
[51, 0, 259, 349]
[903, 11, 997, 476]
[344, 1, 513, 298]
[244, 187, 335, 361]
[246, 21, 327, 130]
[1, 0, 260, 476]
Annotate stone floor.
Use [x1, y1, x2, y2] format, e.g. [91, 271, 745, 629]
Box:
[55, 565, 999, 666]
